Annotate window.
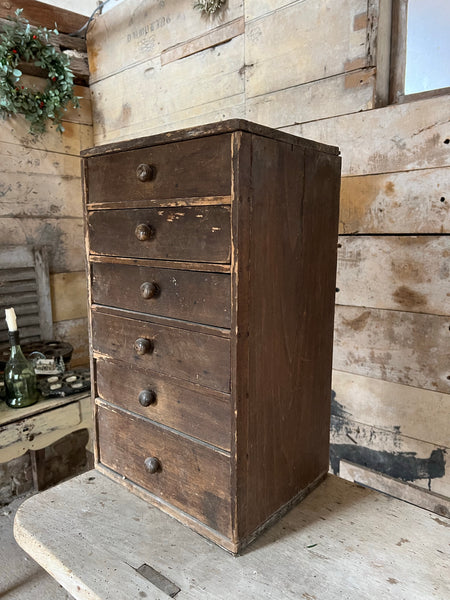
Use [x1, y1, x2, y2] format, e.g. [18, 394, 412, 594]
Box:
[389, 0, 450, 103]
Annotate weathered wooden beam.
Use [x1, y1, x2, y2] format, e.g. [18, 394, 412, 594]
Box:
[0, 0, 87, 34]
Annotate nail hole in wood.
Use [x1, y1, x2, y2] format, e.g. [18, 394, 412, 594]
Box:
[444, 139, 450, 144]
[440, 197, 445, 202]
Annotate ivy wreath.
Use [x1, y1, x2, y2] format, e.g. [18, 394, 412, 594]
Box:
[0, 9, 79, 134]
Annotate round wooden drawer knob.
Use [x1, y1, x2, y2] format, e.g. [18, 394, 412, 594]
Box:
[140, 281, 159, 299]
[134, 337, 153, 355]
[144, 456, 161, 474]
[135, 223, 154, 241]
[138, 389, 156, 407]
[136, 163, 155, 182]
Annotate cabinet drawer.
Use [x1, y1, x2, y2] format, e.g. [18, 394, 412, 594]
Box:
[92, 311, 230, 393]
[88, 205, 231, 263]
[96, 358, 231, 451]
[86, 134, 231, 204]
[91, 262, 231, 328]
[97, 403, 232, 536]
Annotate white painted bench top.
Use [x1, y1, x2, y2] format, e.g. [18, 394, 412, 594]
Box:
[13, 471, 449, 600]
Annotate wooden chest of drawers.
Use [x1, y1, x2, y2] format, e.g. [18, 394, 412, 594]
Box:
[82, 120, 341, 553]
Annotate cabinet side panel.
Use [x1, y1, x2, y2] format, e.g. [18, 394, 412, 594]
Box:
[236, 136, 341, 539]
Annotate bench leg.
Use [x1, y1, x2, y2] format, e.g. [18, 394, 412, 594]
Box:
[29, 449, 46, 491]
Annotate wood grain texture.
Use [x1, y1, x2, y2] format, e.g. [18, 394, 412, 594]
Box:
[332, 370, 450, 449]
[91, 310, 231, 393]
[246, 68, 375, 129]
[95, 358, 231, 451]
[0, 0, 87, 34]
[88, 205, 231, 264]
[86, 134, 232, 203]
[336, 236, 450, 315]
[235, 134, 341, 539]
[89, 35, 245, 145]
[244, 0, 368, 97]
[333, 306, 450, 394]
[97, 402, 232, 536]
[91, 261, 230, 327]
[339, 167, 450, 234]
[87, 0, 244, 83]
[15, 472, 450, 600]
[286, 94, 450, 176]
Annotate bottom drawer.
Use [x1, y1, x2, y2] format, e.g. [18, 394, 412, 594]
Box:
[97, 403, 232, 537]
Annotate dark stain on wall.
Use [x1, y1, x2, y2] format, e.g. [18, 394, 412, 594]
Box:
[330, 445, 446, 485]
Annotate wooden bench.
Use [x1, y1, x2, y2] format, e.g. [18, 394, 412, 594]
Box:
[13, 471, 449, 599]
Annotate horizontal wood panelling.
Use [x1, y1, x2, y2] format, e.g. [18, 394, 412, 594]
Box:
[339, 167, 450, 234]
[0, 218, 85, 273]
[332, 370, 450, 449]
[246, 68, 375, 128]
[161, 17, 245, 65]
[330, 415, 450, 498]
[50, 272, 88, 323]
[285, 94, 450, 176]
[90, 36, 245, 145]
[336, 236, 450, 315]
[0, 145, 82, 219]
[0, 119, 93, 155]
[333, 306, 450, 394]
[244, 0, 368, 97]
[87, 0, 244, 83]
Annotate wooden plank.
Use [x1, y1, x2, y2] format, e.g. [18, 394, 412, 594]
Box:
[246, 68, 375, 128]
[333, 306, 450, 394]
[0, 0, 87, 34]
[50, 271, 87, 323]
[90, 36, 245, 145]
[0, 118, 93, 155]
[332, 370, 450, 449]
[33, 246, 53, 339]
[0, 402, 81, 463]
[244, 0, 368, 98]
[340, 460, 450, 518]
[285, 94, 450, 176]
[339, 167, 450, 234]
[14, 472, 450, 600]
[161, 17, 245, 65]
[336, 236, 450, 315]
[0, 218, 85, 273]
[236, 135, 341, 540]
[53, 317, 89, 367]
[87, 0, 244, 83]
[0, 391, 89, 427]
[330, 415, 450, 498]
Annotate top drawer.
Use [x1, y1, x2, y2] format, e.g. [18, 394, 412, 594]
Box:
[85, 134, 231, 204]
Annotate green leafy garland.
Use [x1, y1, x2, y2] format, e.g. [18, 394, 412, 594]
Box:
[194, 0, 226, 14]
[0, 9, 79, 134]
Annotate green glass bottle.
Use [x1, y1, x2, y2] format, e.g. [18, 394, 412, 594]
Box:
[4, 329, 39, 409]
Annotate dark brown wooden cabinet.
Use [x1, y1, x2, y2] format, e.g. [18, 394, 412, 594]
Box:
[82, 120, 341, 553]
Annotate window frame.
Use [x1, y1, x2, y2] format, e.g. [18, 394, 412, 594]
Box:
[388, 0, 450, 104]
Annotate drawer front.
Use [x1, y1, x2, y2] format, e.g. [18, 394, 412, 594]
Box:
[91, 262, 231, 328]
[97, 403, 232, 536]
[92, 312, 230, 393]
[96, 358, 232, 451]
[86, 134, 231, 204]
[88, 205, 231, 263]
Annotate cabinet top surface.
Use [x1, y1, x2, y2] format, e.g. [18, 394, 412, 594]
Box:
[81, 119, 340, 158]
